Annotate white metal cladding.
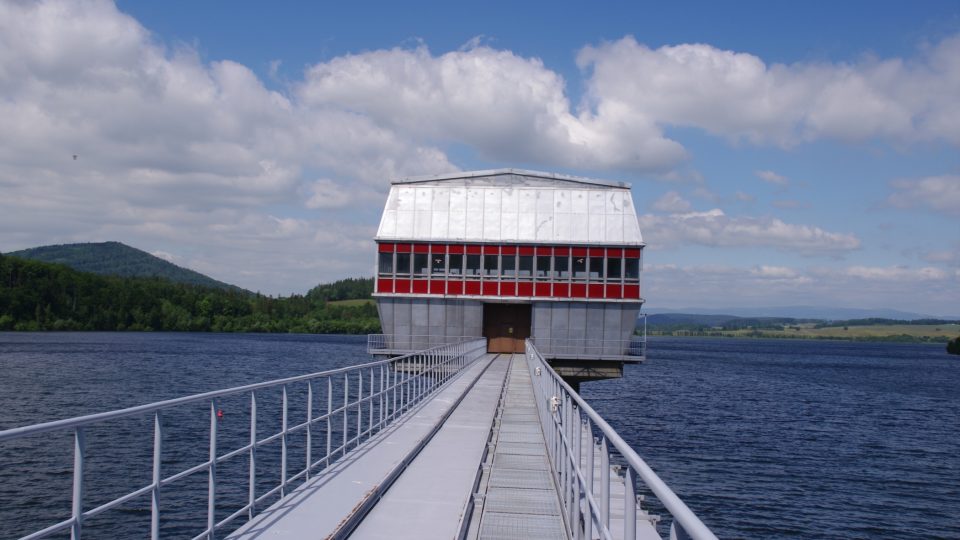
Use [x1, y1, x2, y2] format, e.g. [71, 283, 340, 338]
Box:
[376, 170, 643, 245]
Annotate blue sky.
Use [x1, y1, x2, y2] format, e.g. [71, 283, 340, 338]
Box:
[1, 1, 958, 316]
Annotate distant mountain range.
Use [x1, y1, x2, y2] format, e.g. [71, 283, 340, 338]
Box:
[7, 242, 245, 292]
[644, 305, 957, 321]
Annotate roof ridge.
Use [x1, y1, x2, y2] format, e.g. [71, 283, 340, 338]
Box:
[392, 168, 631, 189]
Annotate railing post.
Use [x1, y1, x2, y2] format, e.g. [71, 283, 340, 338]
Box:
[281, 385, 288, 497]
[379, 364, 385, 429]
[151, 411, 162, 540]
[71, 427, 85, 540]
[208, 399, 218, 539]
[585, 430, 595, 540]
[601, 436, 610, 531]
[625, 466, 637, 540]
[356, 370, 363, 444]
[368, 367, 374, 435]
[343, 373, 349, 453]
[326, 377, 332, 465]
[249, 391, 257, 519]
[306, 381, 313, 479]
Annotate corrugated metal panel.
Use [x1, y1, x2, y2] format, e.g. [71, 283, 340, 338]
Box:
[375, 171, 643, 244]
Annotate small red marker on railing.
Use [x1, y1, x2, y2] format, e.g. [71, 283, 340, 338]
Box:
[217, 409, 224, 419]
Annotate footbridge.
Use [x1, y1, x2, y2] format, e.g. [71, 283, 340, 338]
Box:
[0, 340, 716, 540]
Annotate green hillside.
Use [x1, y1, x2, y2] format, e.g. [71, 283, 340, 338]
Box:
[0, 254, 379, 333]
[9, 242, 243, 292]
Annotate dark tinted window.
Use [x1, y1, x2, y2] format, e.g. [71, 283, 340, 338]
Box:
[606, 257, 622, 279]
[518, 256, 533, 277]
[536, 256, 550, 278]
[573, 256, 587, 278]
[554, 255, 569, 278]
[589, 257, 604, 279]
[448, 254, 463, 275]
[396, 253, 410, 275]
[414, 253, 429, 275]
[378, 252, 393, 275]
[431, 254, 446, 274]
[466, 254, 481, 276]
[502, 255, 517, 277]
[483, 255, 499, 276]
[625, 258, 640, 280]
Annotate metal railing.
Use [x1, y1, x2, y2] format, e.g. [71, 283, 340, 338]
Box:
[526, 340, 717, 540]
[0, 339, 487, 540]
[367, 334, 483, 355]
[530, 336, 646, 359]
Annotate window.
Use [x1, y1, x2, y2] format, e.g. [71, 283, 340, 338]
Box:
[378, 252, 393, 275]
[606, 257, 622, 279]
[414, 253, 429, 276]
[554, 255, 569, 278]
[483, 254, 499, 276]
[396, 253, 411, 275]
[449, 254, 463, 275]
[431, 254, 446, 275]
[502, 255, 517, 277]
[536, 256, 550, 278]
[518, 256, 533, 277]
[589, 257, 604, 279]
[573, 256, 587, 278]
[625, 258, 640, 280]
[466, 254, 482, 276]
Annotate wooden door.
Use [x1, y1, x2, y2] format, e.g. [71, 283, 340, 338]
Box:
[483, 303, 531, 353]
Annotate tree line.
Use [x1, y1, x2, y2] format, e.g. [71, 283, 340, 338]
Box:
[0, 254, 380, 334]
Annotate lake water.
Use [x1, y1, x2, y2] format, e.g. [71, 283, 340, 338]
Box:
[1, 333, 958, 539]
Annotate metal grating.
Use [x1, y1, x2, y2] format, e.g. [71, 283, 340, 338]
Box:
[494, 442, 548, 456]
[483, 489, 562, 516]
[479, 513, 566, 539]
[488, 468, 555, 491]
[496, 430, 546, 444]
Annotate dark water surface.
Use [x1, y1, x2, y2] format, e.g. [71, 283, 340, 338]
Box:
[1, 333, 958, 539]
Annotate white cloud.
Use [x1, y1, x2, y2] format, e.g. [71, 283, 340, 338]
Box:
[638, 209, 860, 254]
[836, 265, 949, 281]
[734, 191, 756, 203]
[577, 35, 960, 147]
[651, 191, 692, 212]
[887, 175, 960, 216]
[756, 170, 789, 186]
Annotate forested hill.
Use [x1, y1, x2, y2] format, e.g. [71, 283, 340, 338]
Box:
[0, 254, 379, 334]
[8, 242, 243, 292]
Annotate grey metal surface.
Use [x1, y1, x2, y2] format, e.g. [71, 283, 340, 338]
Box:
[475, 355, 569, 540]
[376, 170, 643, 244]
[532, 301, 643, 358]
[350, 355, 510, 539]
[225, 352, 494, 540]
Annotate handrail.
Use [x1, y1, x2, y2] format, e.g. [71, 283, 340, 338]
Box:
[0, 338, 487, 540]
[526, 340, 717, 540]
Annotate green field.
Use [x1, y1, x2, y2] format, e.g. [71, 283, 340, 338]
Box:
[653, 323, 960, 343]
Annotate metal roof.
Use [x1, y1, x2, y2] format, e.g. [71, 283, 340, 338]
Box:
[376, 169, 643, 244]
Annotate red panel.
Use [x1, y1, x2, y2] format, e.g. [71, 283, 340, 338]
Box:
[378, 243, 394, 253]
[572, 247, 588, 257]
[429, 280, 445, 294]
[501, 282, 516, 296]
[448, 244, 464, 254]
[430, 244, 446, 254]
[624, 248, 641, 258]
[376, 279, 394, 293]
[605, 284, 622, 298]
[501, 245, 516, 255]
[554, 246, 569, 256]
[396, 243, 412, 253]
[447, 281, 463, 295]
[394, 280, 411, 293]
[588, 284, 604, 298]
[534, 283, 552, 297]
[482, 282, 499, 296]
[413, 243, 429, 254]
[483, 245, 499, 255]
[466, 244, 482, 255]
[535, 246, 552, 256]
[518, 246, 534, 256]
[553, 283, 569, 297]
[588, 247, 605, 257]
[517, 282, 533, 297]
[570, 283, 587, 298]
[607, 248, 623, 257]
[623, 284, 640, 298]
[412, 280, 428, 294]
[464, 281, 481, 295]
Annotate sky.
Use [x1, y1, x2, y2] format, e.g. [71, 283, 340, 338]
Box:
[1, 0, 958, 316]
